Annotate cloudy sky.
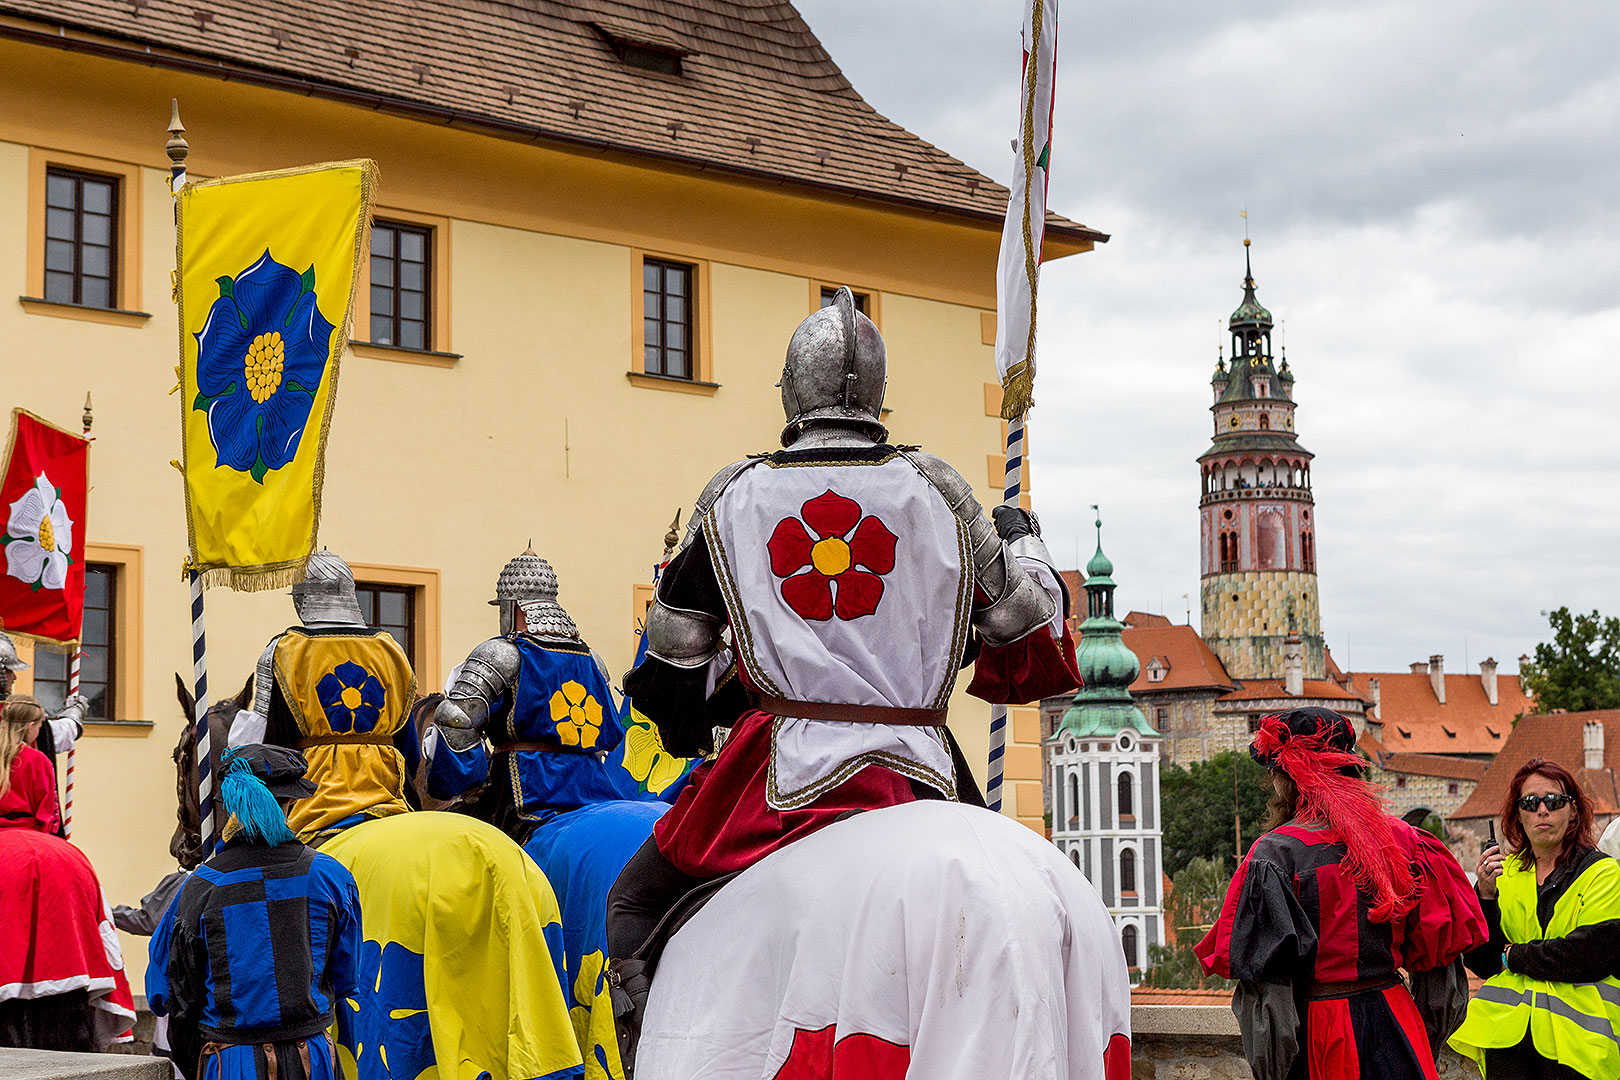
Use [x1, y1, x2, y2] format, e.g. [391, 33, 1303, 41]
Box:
[798, 0, 1620, 674]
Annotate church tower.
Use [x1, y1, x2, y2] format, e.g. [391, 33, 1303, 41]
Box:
[1198, 241, 1324, 680]
[1049, 515, 1164, 981]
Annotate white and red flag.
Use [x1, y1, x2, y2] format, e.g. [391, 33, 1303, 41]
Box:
[0, 409, 90, 647]
[994, 0, 1058, 419]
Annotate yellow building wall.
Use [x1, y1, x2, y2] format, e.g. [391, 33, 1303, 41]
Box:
[0, 34, 1082, 985]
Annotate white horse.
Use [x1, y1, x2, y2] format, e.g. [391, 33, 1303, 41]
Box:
[638, 801, 1132, 1080]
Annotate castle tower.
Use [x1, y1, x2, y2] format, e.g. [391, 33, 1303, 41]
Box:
[1048, 514, 1164, 981]
[1198, 240, 1324, 680]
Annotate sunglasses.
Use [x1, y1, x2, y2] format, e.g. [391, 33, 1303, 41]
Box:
[1518, 793, 1573, 813]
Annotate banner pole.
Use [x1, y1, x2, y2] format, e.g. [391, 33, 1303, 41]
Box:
[61, 393, 93, 839]
[167, 100, 215, 849]
[986, 414, 1026, 811]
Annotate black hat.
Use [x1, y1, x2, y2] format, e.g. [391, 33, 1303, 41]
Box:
[226, 744, 317, 799]
[1250, 707, 1356, 767]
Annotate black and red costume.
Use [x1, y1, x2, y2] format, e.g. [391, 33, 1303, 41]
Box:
[1196, 708, 1487, 1080]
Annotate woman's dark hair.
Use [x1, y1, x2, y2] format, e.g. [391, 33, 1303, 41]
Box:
[1265, 769, 1298, 831]
[1500, 758, 1595, 870]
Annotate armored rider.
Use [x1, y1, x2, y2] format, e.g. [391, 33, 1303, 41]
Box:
[0, 629, 88, 837]
[604, 287, 1081, 1060]
[428, 549, 629, 844]
[232, 551, 418, 845]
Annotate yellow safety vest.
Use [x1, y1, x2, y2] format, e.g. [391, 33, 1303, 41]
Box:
[271, 627, 416, 842]
[1449, 853, 1620, 1079]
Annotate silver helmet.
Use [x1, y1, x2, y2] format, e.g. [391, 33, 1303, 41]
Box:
[0, 631, 28, 673]
[490, 548, 579, 640]
[291, 550, 365, 627]
[779, 286, 887, 447]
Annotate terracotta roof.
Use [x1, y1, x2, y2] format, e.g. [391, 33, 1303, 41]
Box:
[1218, 679, 1362, 703]
[1349, 670, 1530, 755]
[1325, 648, 1347, 684]
[0, 0, 1105, 243]
[1452, 710, 1620, 819]
[1121, 623, 1234, 693]
[1124, 611, 1173, 629]
[1367, 749, 1488, 782]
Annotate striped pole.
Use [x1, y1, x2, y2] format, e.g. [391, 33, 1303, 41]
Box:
[189, 567, 215, 849]
[985, 415, 1027, 812]
[61, 395, 93, 839]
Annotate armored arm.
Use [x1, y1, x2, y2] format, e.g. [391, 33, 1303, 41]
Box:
[902, 450, 1057, 645]
[433, 637, 521, 752]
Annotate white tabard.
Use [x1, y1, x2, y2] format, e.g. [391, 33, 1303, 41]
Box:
[702, 450, 973, 808]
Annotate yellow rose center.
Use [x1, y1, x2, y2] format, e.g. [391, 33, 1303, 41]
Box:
[37, 514, 56, 553]
[811, 537, 852, 576]
[244, 331, 287, 404]
[341, 686, 363, 710]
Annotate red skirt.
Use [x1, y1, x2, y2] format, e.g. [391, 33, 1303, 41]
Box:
[653, 710, 919, 878]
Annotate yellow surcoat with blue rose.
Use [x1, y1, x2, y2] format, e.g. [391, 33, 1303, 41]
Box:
[269, 627, 416, 843]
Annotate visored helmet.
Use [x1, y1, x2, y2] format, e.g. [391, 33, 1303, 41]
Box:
[779, 286, 887, 446]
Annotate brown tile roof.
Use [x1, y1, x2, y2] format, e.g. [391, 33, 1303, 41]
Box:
[1131, 987, 1232, 1005]
[1367, 749, 1488, 782]
[1348, 670, 1530, 756]
[1452, 710, 1620, 819]
[1218, 679, 1363, 703]
[1120, 623, 1234, 693]
[0, 0, 1106, 244]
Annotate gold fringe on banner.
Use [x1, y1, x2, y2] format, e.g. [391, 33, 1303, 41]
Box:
[1000, 361, 1035, 420]
[0, 627, 81, 654]
[185, 561, 309, 593]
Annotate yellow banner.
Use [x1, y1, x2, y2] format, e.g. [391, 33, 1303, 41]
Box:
[177, 160, 376, 589]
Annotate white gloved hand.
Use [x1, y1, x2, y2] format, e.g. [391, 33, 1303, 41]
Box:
[58, 693, 90, 727]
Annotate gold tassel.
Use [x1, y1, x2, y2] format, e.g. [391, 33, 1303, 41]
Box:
[1000, 361, 1035, 420]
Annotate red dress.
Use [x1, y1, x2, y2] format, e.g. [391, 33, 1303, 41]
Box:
[1196, 818, 1487, 1080]
[0, 744, 61, 834]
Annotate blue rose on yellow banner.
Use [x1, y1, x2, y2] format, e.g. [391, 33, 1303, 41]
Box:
[193, 251, 334, 484]
[318, 660, 386, 733]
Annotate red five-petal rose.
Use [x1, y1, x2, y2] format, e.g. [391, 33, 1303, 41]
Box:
[801, 489, 862, 539]
[782, 570, 835, 621]
[835, 569, 885, 620]
[848, 515, 898, 574]
[768, 516, 815, 576]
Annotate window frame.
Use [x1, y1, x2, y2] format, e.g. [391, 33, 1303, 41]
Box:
[24, 148, 146, 326]
[642, 256, 697, 380]
[352, 208, 455, 364]
[628, 249, 714, 393]
[353, 581, 418, 671]
[348, 563, 441, 691]
[43, 166, 120, 309]
[809, 280, 881, 329]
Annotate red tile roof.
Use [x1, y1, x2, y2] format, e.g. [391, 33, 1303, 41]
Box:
[1368, 749, 1488, 782]
[0, 0, 1105, 244]
[1120, 623, 1234, 693]
[1452, 710, 1620, 819]
[1348, 670, 1530, 756]
[1218, 679, 1362, 703]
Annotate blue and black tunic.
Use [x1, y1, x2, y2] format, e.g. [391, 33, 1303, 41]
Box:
[148, 839, 362, 1080]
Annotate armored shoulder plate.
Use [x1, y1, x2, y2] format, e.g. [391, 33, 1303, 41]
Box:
[435, 636, 522, 733]
[683, 457, 763, 548]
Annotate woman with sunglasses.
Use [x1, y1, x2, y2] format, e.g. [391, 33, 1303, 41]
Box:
[1450, 758, 1620, 1079]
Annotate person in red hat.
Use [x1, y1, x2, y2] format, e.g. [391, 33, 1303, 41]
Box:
[1195, 707, 1487, 1080]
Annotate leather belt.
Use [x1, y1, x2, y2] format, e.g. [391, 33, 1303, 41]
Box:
[1305, 974, 1401, 1000]
[492, 740, 564, 754]
[756, 694, 947, 726]
[295, 732, 394, 747]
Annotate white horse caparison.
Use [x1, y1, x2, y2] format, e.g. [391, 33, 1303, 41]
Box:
[638, 801, 1133, 1080]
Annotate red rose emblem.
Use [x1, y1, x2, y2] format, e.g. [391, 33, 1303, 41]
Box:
[767, 490, 897, 621]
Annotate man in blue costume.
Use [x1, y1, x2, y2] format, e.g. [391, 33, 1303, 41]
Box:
[148, 744, 363, 1080]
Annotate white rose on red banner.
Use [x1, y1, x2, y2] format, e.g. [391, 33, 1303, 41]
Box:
[5, 472, 74, 592]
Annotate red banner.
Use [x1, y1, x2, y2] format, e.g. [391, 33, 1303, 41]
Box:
[0, 410, 90, 646]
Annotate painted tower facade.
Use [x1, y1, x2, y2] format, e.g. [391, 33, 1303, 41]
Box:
[1198, 242, 1324, 680]
[1049, 518, 1165, 981]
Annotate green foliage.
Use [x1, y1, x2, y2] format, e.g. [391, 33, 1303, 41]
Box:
[1520, 608, 1620, 714]
[1160, 750, 1272, 878]
[1418, 812, 1447, 842]
[1140, 857, 1235, 990]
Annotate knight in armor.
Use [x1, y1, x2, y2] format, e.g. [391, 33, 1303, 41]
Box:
[603, 288, 1081, 1062]
[231, 552, 419, 845]
[0, 630, 88, 838]
[427, 549, 630, 843]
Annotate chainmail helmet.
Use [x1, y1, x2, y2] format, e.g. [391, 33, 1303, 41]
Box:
[779, 286, 887, 447]
[490, 548, 579, 640]
[290, 550, 365, 627]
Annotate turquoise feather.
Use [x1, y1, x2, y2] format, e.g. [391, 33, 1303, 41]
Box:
[220, 749, 296, 846]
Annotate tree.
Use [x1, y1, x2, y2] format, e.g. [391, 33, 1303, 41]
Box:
[1160, 750, 1272, 878]
[1140, 857, 1234, 990]
[1520, 607, 1620, 714]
